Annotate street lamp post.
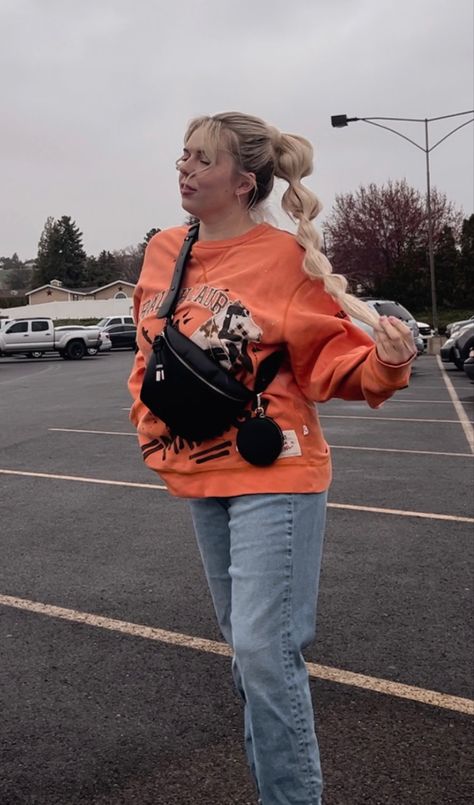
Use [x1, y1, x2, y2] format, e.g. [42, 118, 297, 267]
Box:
[331, 111, 474, 334]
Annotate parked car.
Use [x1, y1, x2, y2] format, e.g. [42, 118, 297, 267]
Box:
[98, 322, 137, 350]
[417, 321, 434, 348]
[445, 315, 474, 338]
[463, 348, 474, 381]
[440, 323, 474, 369]
[0, 318, 103, 360]
[93, 315, 134, 328]
[351, 298, 424, 356]
[55, 325, 112, 355]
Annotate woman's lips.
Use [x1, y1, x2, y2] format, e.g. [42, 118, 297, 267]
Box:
[180, 184, 196, 196]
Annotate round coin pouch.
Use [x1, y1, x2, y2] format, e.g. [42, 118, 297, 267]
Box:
[236, 415, 284, 466]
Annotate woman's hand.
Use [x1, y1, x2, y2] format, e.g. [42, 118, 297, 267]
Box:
[373, 315, 417, 365]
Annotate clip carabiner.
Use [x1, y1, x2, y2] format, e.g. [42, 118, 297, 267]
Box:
[254, 393, 265, 418]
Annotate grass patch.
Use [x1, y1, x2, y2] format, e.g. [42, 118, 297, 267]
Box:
[411, 308, 473, 334]
[53, 318, 101, 326]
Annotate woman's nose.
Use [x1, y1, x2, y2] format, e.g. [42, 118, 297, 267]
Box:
[178, 162, 193, 179]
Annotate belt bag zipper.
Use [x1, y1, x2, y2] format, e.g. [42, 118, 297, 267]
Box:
[161, 329, 250, 404]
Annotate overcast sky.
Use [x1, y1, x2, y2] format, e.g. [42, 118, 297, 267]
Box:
[1, 0, 473, 260]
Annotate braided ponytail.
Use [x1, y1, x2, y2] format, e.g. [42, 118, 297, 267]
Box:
[274, 132, 379, 326]
[184, 112, 378, 327]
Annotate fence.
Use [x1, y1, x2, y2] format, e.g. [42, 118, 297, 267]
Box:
[0, 298, 134, 321]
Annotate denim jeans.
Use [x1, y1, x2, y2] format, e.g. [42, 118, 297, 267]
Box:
[189, 492, 327, 805]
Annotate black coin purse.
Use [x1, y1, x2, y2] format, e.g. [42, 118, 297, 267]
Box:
[236, 394, 284, 466]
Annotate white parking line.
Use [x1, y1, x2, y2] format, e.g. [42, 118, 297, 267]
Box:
[436, 356, 474, 454]
[331, 445, 473, 458]
[0, 593, 472, 716]
[50, 428, 136, 437]
[0, 468, 166, 491]
[403, 384, 471, 390]
[48, 429, 474, 459]
[1, 469, 473, 523]
[328, 502, 473, 523]
[320, 415, 474, 424]
[385, 399, 453, 404]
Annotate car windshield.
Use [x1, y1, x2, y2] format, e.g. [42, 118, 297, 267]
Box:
[372, 302, 414, 320]
[96, 318, 109, 327]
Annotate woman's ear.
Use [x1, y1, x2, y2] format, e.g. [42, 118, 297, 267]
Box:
[235, 172, 256, 197]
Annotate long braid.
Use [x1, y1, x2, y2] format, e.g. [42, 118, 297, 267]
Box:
[183, 112, 378, 328]
[275, 132, 379, 326]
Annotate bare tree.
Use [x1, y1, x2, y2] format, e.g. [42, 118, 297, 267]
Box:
[324, 180, 463, 293]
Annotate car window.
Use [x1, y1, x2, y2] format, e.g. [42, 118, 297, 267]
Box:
[107, 318, 121, 326]
[106, 324, 123, 333]
[31, 321, 49, 332]
[6, 321, 28, 333]
[372, 302, 413, 320]
[124, 317, 134, 324]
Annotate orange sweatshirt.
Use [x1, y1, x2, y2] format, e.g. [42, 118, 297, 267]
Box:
[128, 223, 412, 497]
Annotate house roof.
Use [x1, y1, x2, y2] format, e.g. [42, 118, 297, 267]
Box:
[89, 280, 135, 292]
[26, 279, 135, 297]
[25, 284, 80, 297]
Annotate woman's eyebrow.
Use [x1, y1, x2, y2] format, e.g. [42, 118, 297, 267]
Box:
[182, 146, 207, 157]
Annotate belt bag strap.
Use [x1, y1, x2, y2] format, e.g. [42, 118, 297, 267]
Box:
[154, 221, 283, 395]
[156, 223, 200, 319]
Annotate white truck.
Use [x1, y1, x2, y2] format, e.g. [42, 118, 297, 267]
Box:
[0, 318, 107, 360]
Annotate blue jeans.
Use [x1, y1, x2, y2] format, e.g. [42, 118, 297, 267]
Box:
[189, 493, 327, 805]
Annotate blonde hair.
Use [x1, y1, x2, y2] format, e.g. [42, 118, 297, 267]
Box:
[183, 113, 379, 327]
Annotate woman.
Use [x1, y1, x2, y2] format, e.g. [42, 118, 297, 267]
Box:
[128, 112, 415, 805]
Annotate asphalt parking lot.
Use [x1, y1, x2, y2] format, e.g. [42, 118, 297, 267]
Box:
[0, 350, 473, 805]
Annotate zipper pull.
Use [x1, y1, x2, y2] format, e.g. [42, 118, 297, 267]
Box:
[155, 364, 165, 382]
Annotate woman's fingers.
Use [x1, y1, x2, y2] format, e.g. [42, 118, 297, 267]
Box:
[374, 316, 416, 364]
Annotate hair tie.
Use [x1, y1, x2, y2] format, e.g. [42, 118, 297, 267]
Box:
[268, 125, 282, 154]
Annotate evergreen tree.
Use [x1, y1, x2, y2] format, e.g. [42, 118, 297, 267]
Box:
[1, 252, 24, 272]
[83, 250, 118, 287]
[433, 225, 461, 308]
[34, 216, 58, 286]
[457, 214, 474, 307]
[5, 253, 33, 291]
[142, 228, 161, 251]
[34, 216, 87, 287]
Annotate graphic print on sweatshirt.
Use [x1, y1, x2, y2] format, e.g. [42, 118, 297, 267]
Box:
[189, 300, 262, 373]
[140, 284, 263, 375]
[139, 285, 263, 464]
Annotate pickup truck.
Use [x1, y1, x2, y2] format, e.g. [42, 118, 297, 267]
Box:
[0, 318, 107, 359]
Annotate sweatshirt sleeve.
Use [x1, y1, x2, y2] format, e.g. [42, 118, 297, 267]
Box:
[127, 282, 149, 427]
[284, 279, 413, 408]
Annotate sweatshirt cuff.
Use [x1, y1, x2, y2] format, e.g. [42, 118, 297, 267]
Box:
[375, 350, 418, 369]
[368, 347, 414, 389]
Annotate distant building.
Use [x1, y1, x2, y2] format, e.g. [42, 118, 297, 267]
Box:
[0, 289, 24, 298]
[26, 279, 135, 305]
[0, 258, 36, 270]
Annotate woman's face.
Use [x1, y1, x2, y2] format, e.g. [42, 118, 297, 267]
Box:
[177, 128, 245, 220]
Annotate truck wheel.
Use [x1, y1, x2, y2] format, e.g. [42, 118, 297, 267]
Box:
[66, 340, 86, 360]
[60, 351, 70, 360]
[87, 347, 98, 356]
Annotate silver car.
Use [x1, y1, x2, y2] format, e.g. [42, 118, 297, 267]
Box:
[351, 298, 424, 355]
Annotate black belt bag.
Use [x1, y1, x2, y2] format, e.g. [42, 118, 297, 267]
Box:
[140, 224, 284, 466]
